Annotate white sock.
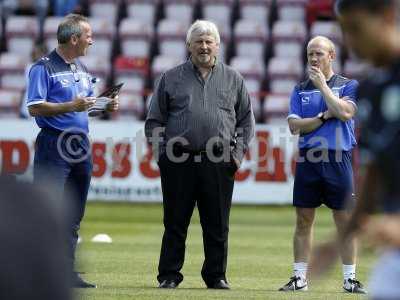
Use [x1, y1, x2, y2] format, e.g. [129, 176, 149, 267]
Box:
[343, 264, 356, 281]
[293, 262, 308, 280]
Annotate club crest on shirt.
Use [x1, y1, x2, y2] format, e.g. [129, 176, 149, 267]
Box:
[60, 78, 70, 87]
[301, 96, 310, 104]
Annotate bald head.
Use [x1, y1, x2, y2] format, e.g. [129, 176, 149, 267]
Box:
[307, 36, 336, 57]
[307, 35, 336, 78]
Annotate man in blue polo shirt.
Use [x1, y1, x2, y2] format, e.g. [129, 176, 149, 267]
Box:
[27, 14, 118, 288]
[279, 36, 366, 293]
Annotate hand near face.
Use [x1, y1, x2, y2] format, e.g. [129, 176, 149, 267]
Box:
[308, 66, 327, 90]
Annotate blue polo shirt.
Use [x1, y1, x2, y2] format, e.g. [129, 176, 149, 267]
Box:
[288, 74, 358, 151]
[27, 50, 95, 134]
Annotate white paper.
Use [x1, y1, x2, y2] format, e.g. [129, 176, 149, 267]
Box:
[88, 97, 112, 117]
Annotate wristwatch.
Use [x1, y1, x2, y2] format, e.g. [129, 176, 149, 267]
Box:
[317, 112, 326, 123]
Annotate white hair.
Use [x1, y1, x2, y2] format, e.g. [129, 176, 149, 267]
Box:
[186, 20, 220, 45]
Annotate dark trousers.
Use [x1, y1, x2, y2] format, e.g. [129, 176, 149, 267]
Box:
[157, 152, 236, 286]
[33, 128, 92, 271]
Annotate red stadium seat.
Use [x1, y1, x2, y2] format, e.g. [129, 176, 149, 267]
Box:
[263, 93, 290, 123]
[151, 54, 184, 85]
[79, 54, 111, 83]
[114, 56, 149, 75]
[267, 56, 303, 80]
[88, 0, 121, 24]
[269, 79, 297, 94]
[274, 41, 304, 59]
[87, 17, 115, 59]
[114, 56, 149, 94]
[0, 88, 22, 116]
[0, 52, 29, 74]
[238, 0, 272, 25]
[272, 20, 307, 43]
[157, 19, 188, 60]
[0, 52, 29, 91]
[200, 0, 234, 28]
[233, 19, 268, 59]
[246, 77, 263, 121]
[306, 0, 334, 26]
[43, 16, 63, 51]
[310, 21, 342, 44]
[276, 0, 308, 21]
[164, 0, 196, 26]
[272, 20, 307, 58]
[126, 0, 159, 26]
[119, 18, 153, 58]
[214, 21, 231, 62]
[230, 55, 264, 121]
[117, 91, 144, 119]
[5, 16, 38, 56]
[230, 55, 265, 80]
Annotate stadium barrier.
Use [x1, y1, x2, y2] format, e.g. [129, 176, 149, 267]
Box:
[0, 119, 298, 204]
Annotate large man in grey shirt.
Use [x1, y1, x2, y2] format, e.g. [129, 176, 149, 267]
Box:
[145, 20, 255, 289]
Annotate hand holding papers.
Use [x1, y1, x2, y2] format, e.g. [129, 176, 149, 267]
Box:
[88, 97, 112, 117]
[88, 83, 124, 117]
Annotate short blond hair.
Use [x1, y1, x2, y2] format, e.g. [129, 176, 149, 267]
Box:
[186, 20, 220, 45]
[307, 36, 336, 56]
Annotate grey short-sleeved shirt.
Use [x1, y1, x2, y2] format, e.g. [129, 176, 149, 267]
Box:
[145, 59, 255, 162]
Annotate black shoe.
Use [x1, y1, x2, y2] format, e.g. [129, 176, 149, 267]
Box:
[343, 278, 367, 294]
[72, 273, 96, 288]
[279, 276, 308, 291]
[158, 279, 179, 289]
[207, 279, 230, 289]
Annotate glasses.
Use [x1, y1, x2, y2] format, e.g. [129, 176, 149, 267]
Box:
[70, 63, 80, 82]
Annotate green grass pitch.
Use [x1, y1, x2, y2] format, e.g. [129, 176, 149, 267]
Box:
[76, 202, 375, 300]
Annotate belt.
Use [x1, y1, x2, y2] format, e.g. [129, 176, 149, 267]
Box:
[41, 127, 63, 135]
[41, 127, 87, 137]
[179, 148, 207, 155]
[173, 145, 224, 156]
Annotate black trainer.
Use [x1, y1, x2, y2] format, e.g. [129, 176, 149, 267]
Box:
[279, 276, 308, 291]
[343, 278, 367, 294]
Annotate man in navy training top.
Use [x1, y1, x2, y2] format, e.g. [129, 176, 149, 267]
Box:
[279, 36, 366, 293]
[27, 14, 118, 288]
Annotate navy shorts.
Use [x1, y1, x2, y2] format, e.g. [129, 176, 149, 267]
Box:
[293, 148, 354, 210]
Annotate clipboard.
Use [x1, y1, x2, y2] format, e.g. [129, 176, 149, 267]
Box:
[88, 83, 124, 117]
[97, 82, 124, 98]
